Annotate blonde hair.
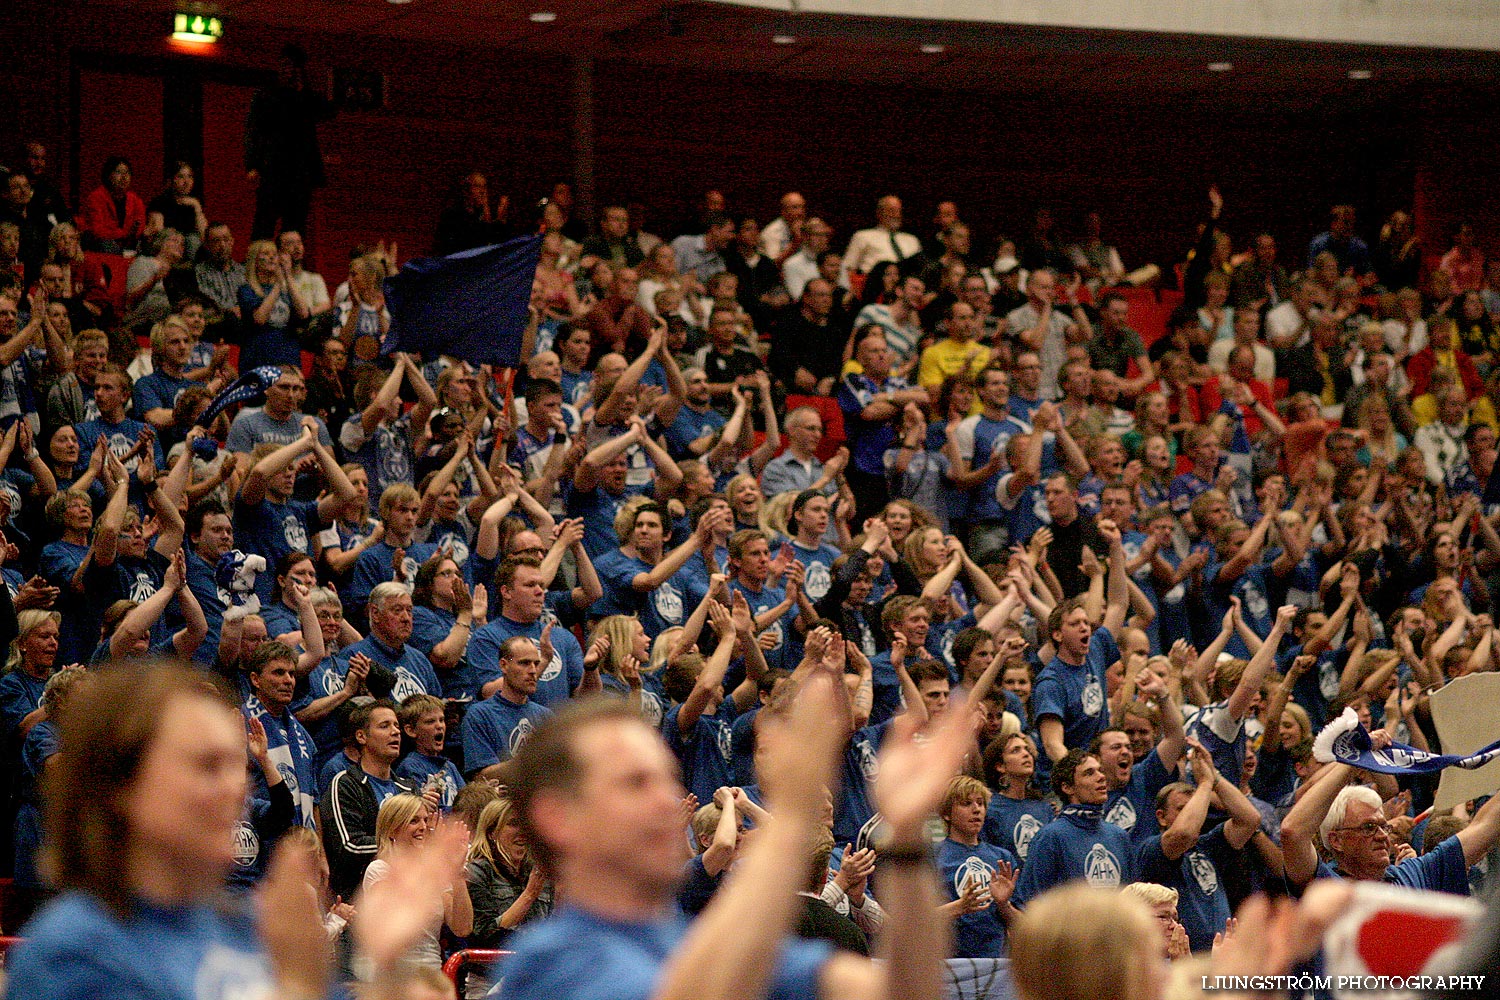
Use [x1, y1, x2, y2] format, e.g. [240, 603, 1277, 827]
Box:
[650, 627, 684, 672]
[903, 525, 947, 579]
[6, 610, 61, 674]
[245, 240, 279, 295]
[467, 796, 525, 871]
[758, 490, 797, 540]
[374, 793, 430, 860]
[149, 315, 191, 354]
[588, 615, 641, 678]
[1122, 881, 1180, 908]
[690, 801, 724, 853]
[1011, 884, 1163, 1000]
[613, 494, 662, 545]
[940, 775, 991, 820]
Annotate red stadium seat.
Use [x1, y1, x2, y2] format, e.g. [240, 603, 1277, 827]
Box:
[84, 251, 129, 315]
[1112, 286, 1166, 346]
[443, 949, 510, 986]
[783, 394, 846, 461]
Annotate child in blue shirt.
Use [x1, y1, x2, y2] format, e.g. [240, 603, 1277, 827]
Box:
[394, 693, 465, 812]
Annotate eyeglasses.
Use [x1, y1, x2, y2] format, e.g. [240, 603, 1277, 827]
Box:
[1335, 820, 1391, 838]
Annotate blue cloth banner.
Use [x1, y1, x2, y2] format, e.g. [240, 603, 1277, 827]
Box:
[1313, 708, 1500, 775]
[196, 365, 284, 429]
[381, 235, 543, 368]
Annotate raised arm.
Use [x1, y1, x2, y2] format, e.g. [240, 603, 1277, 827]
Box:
[675, 605, 738, 735]
[240, 426, 315, 506]
[1279, 761, 1353, 888]
[573, 424, 641, 492]
[595, 328, 665, 428]
[1098, 518, 1129, 637]
[111, 549, 188, 658]
[1226, 604, 1294, 721]
[92, 463, 132, 569]
[1160, 744, 1217, 859]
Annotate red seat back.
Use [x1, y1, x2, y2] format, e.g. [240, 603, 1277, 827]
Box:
[783, 394, 846, 461]
[84, 251, 129, 315]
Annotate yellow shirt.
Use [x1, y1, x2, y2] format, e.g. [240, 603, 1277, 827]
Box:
[1410, 393, 1496, 429]
[918, 338, 992, 393]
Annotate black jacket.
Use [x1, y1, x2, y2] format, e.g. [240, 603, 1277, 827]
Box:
[321, 766, 415, 899]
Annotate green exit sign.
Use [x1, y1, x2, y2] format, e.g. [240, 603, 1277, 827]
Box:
[172, 12, 224, 42]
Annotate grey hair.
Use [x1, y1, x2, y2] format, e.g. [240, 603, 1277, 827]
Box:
[1321, 784, 1383, 852]
[368, 581, 411, 615]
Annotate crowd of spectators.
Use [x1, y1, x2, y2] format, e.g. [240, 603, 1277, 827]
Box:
[3, 53, 1500, 998]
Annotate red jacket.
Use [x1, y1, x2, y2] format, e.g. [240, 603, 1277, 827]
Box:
[1406, 347, 1482, 399]
[76, 185, 146, 247]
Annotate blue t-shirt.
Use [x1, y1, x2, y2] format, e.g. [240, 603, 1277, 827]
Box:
[393, 751, 466, 811]
[664, 698, 740, 804]
[468, 614, 584, 708]
[1103, 748, 1176, 844]
[237, 285, 302, 370]
[132, 370, 197, 417]
[1306, 832, 1470, 896]
[3, 893, 274, 1000]
[593, 549, 692, 640]
[789, 540, 842, 606]
[566, 484, 630, 559]
[1012, 804, 1136, 907]
[39, 539, 100, 665]
[333, 635, 443, 704]
[936, 837, 1017, 958]
[233, 496, 325, 607]
[663, 404, 727, 461]
[1187, 700, 1248, 789]
[731, 579, 800, 672]
[957, 412, 1027, 523]
[1031, 628, 1119, 757]
[836, 372, 913, 477]
[462, 693, 555, 775]
[834, 722, 889, 847]
[14, 718, 59, 888]
[0, 669, 46, 745]
[982, 794, 1055, 868]
[1139, 825, 1234, 952]
[497, 905, 831, 1000]
[74, 415, 165, 472]
[175, 549, 228, 665]
[409, 605, 477, 702]
[348, 540, 439, 613]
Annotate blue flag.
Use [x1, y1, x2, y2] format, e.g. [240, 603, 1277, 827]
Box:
[381, 235, 542, 368]
[196, 365, 284, 429]
[1314, 708, 1500, 775]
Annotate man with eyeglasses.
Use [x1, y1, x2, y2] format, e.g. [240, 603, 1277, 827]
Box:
[1281, 757, 1500, 894]
[227, 366, 332, 454]
[760, 406, 847, 500]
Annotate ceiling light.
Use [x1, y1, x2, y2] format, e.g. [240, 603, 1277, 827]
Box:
[772, 34, 797, 44]
[920, 43, 945, 54]
[1207, 61, 1233, 73]
[1348, 68, 1372, 80]
[386, 0, 412, 5]
[529, 10, 557, 22]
